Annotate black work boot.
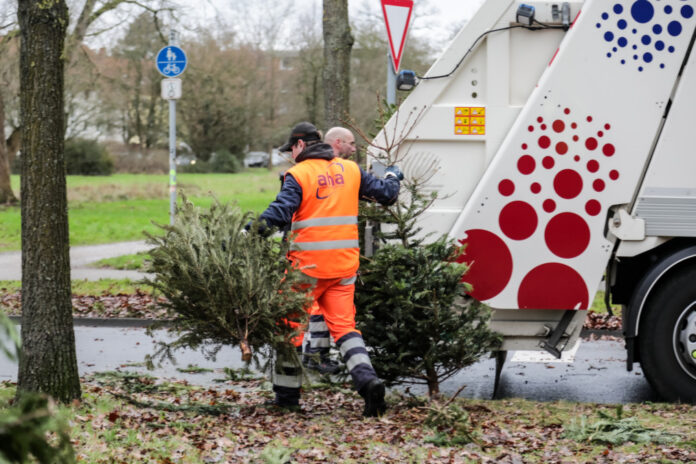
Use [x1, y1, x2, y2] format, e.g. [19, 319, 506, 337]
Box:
[264, 386, 301, 412]
[303, 355, 341, 375]
[303, 347, 342, 375]
[360, 378, 386, 417]
[263, 398, 302, 412]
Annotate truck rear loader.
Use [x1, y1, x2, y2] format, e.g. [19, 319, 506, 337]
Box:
[369, 0, 696, 402]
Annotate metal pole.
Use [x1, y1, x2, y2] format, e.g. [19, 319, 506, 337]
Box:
[168, 29, 177, 225]
[169, 99, 176, 225]
[387, 52, 397, 105]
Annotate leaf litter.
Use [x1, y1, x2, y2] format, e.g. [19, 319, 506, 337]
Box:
[3, 373, 694, 463]
[1, 289, 169, 319]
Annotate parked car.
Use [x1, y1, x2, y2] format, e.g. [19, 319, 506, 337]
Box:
[175, 155, 196, 166]
[244, 151, 269, 168]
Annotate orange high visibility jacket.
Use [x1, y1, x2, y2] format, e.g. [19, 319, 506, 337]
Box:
[286, 158, 361, 279]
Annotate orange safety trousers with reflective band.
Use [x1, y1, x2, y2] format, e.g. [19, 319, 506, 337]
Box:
[286, 158, 361, 279]
[287, 275, 359, 348]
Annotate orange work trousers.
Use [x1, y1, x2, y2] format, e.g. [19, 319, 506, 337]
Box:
[289, 275, 358, 348]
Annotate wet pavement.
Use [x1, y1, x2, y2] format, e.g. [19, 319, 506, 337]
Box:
[0, 322, 659, 404]
[0, 241, 152, 281]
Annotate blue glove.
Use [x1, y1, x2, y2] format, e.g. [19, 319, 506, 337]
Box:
[385, 165, 404, 181]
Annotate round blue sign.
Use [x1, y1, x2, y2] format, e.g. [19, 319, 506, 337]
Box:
[156, 45, 187, 77]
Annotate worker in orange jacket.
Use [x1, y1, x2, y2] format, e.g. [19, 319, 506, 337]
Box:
[256, 122, 402, 417]
[301, 126, 358, 375]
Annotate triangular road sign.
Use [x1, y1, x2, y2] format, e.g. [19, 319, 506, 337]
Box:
[381, 0, 413, 73]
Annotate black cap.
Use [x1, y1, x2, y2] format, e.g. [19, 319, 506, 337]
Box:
[278, 122, 321, 152]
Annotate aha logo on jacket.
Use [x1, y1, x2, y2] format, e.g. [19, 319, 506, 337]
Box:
[316, 161, 346, 199]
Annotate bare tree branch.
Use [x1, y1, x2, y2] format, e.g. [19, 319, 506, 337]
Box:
[343, 97, 427, 167]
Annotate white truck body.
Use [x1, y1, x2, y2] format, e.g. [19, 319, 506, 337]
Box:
[370, 0, 696, 401]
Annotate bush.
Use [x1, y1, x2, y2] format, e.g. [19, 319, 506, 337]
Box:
[178, 150, 243, 174]
[64, 138, 114, 175]
[108, 145, 169, 174]
[178, 159, 212, 174]
[210, 149, 242, 173]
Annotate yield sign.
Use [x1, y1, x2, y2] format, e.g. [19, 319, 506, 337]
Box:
[381, 0, 413, 73]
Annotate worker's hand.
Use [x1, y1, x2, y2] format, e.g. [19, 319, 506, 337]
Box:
[385, 165, 404, 181]
[244, 219, 271, 237]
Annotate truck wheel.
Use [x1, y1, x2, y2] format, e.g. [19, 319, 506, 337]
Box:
[639, 267, 696, 402]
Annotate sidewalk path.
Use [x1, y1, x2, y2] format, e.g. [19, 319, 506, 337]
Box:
[0, 241, 152, 281]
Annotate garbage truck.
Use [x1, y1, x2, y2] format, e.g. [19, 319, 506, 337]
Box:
[368, 0, 696, 402]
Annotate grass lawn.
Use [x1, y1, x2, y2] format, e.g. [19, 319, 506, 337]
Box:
[1, 376, 694, 463]
[0, 279, 145, 296]
[94, 252, 150, 270]
[0, 170, 282, 252]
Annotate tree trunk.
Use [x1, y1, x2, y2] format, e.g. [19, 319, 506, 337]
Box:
[426, 366, 440, 397]
[146, 75, 159, 149]
[64, 0, 98, 69]
[133, 63, 144, 151]
[322, 0, 354, 129]
[17, 0, 81, 403]
[0, 92, 18, 204]
[6, 128, 22, 165]
[267, 53, 277, 170]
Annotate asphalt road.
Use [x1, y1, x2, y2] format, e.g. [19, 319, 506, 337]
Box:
[0, 323, 659, 404]
[1, 241, 652, 404]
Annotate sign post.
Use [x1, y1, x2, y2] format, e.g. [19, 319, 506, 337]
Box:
[387, 52, 397, 105]
[156, 33, 187, 225]
[380, 0, 413, 104]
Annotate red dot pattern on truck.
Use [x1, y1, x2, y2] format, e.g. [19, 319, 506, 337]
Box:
[499, 201, 538, 241]
[458, 107, 620, 309]
[456, 229, 513, 301]
[518, 263, 589, 310]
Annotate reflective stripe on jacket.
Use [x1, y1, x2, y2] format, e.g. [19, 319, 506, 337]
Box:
[286, 158, 361, 278]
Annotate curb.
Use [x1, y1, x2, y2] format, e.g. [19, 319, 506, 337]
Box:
[8, 316, 171, 328]
[7, 316, 623, 336]
[581, 329, 623, 337]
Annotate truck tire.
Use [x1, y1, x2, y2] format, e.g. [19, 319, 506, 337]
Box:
[639, 267, 696, 403]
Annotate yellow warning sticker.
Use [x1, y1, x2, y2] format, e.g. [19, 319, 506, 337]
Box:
[454, 107, 486, 135]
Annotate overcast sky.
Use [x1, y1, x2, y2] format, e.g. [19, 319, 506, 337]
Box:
[170, 0, 485, 50]
[73, 0, 486, 53]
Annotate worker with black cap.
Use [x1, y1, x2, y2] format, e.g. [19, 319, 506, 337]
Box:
[256, 121, 403, 417]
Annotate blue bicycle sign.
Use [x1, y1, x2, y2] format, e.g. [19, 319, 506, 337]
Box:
[156, 46, 187, 77]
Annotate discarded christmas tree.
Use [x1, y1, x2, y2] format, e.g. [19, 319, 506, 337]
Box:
[146, 198, 312, 366]
[353, 103, 501, 396]
[0, 313, 75, 464]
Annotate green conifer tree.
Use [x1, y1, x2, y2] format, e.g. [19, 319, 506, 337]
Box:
[146, 198, 312, 366]
[354, 103, 501, 396]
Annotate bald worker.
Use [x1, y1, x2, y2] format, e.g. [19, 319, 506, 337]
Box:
[325, 127, 356, 159]
[302, 127, 356, 374]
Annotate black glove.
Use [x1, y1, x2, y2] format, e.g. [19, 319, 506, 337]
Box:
[244, 219, 271, 237]
[385, 165, 404, 181]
